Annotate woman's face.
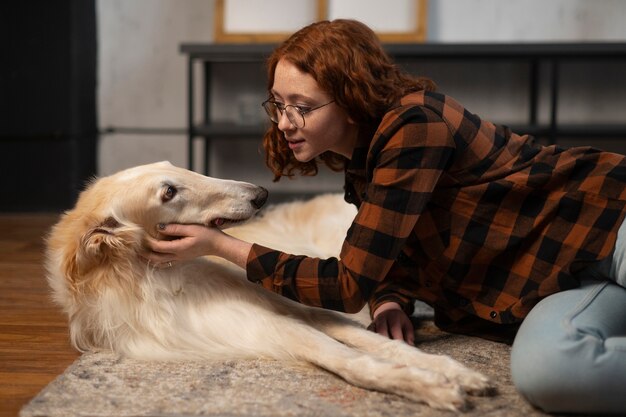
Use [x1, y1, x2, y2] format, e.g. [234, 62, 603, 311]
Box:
[270, 59, 358, 161]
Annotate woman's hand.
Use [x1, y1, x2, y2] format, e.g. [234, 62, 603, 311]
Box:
[368, 301, 415, 346]
[144, 223, 253, 269]
[144, 224, 221, 266]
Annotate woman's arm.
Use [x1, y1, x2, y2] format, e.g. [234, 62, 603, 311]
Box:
[148, 224, 416, 345]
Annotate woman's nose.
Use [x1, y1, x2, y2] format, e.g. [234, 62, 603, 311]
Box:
[277, 111, 296, 131]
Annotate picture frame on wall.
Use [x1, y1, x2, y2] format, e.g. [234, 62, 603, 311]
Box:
[214, 0, 326, 43]
[214, 0, 427, 43]
[326, 0, 427, 42]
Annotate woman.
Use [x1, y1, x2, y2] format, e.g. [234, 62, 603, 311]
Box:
[148, 20, 626, 413]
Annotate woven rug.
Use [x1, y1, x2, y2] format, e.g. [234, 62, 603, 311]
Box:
[20, 318, 547, 417]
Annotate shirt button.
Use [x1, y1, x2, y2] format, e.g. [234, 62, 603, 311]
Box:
[490, 311, 498, 319]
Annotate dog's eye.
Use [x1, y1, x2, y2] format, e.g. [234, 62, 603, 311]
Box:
[162, 185, 177, 202]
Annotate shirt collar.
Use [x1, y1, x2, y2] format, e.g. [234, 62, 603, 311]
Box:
[346, 123, 377, 177]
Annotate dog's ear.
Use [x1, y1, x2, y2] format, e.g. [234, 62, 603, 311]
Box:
[77, 215, 143, 268]
[58, 214, 144, 296]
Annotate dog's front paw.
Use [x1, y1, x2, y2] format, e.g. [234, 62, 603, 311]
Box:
[430, 356, 494, 396]
[423, 383, 468, 412]
[401, 380, 468, 411]
[453, 368, 494, 396]
[395, 367, 468, 411]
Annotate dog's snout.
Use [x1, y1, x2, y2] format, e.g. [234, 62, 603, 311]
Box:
[251, 187, 269, 209]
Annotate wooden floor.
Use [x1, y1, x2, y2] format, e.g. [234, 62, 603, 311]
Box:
[0, 214, 79, 417]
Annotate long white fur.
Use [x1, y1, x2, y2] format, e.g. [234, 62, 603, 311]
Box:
[45, 161, 491, 410]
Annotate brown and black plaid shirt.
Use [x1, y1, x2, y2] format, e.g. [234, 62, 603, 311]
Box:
[247, 91, 626, 338]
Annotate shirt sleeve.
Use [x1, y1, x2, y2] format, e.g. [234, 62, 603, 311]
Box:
[367, 263, 418, 319]
[246, 106, 455, 313]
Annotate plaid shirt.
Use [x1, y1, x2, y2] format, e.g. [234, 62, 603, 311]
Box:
[247, 91, 626, 338]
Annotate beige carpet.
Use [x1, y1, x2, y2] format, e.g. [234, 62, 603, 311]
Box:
[20, 318, 548, 417]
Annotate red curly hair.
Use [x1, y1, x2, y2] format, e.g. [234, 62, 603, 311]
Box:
[263, 19, 435, 181]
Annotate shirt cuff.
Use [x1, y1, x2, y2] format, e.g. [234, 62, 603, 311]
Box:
[246, 243, 280, 283]
[368, 294, 415, 319]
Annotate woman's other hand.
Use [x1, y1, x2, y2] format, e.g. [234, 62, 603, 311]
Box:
[368, 301, 415, 346]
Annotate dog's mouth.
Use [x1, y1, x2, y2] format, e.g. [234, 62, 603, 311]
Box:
[210, 217, 247, 228]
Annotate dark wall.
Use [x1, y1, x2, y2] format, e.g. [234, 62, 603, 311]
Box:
[0, 0, 97, 212]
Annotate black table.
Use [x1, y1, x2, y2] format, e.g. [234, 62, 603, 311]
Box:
[181, 42, 626, 175]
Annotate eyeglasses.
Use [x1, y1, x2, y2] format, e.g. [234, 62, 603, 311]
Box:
[261, 99, 335, 128]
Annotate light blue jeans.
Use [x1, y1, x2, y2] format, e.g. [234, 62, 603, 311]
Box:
[511, 222, 626, 414]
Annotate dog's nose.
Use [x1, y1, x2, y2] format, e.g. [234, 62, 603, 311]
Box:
[251, 187, 268, 209]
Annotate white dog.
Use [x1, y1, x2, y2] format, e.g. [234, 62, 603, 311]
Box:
[45, 161, 491, 410]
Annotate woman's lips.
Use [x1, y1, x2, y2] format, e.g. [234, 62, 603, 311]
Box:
[287, 139, 305, 150]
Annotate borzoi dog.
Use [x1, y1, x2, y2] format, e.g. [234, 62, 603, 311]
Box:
[45, 161, 491, 410]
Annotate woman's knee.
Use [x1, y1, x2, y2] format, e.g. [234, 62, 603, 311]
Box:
[512, 331, 626, 413]
[511, 283, 626, 413]
[510, 321, 575, 413]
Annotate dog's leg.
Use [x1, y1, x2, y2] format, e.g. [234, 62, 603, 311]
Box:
[309, 311, 492, 395]
[277, 324, 467, 411]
